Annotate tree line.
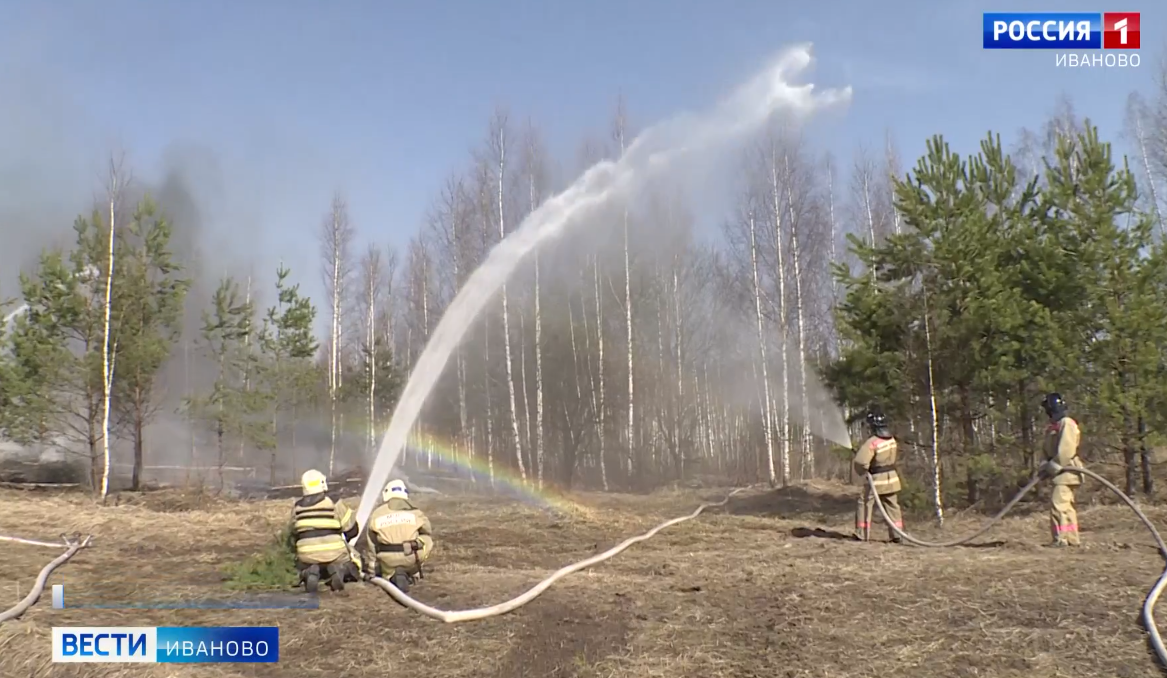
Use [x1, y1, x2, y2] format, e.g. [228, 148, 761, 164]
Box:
[1, 79, 1165, 516]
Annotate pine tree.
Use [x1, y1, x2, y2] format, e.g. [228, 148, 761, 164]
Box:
[6, 214, 126, 490]
[112, 198, 189, 491]
[1042, 124, 1167, 494]
[257, 264, 319, 484]
[186, 277, 263, 490]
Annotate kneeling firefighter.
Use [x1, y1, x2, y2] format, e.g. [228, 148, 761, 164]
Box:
[365, 478, 434, 593]
[291, 469, 361, 593]
[853, 407, 904, 543]
[1040, 392, 1084, 547]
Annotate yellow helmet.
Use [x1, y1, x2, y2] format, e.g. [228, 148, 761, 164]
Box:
[382, 478, 409, 503]
[301, 469, 328, 495]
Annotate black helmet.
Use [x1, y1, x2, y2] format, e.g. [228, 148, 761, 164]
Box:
[1041, 392, 1066, 419]
[866, 406, 889, 431]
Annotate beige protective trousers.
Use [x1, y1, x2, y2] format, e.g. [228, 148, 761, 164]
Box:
[855, 486, 903, 541]
[1050, 484, 1080, 546]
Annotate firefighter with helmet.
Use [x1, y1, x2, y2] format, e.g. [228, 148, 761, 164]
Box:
[1040, 392, 1084, 547]
[291, 469, 360, 592]
[853, 407, 904, 543]
[365, 478, 435, 593]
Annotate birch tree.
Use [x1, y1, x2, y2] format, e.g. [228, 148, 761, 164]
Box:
[427, 175, 474, 463]
[319, 192, 354, 476]
[852, 147, 882, 278]
[520, 120, 551, 488]
[485, 110, 527, 483]
[360, 244, 384, 452]
[1125, 92, 1164, 236]
[99, 157, 126, 499]
[777, 133, 814, 478]
[612, 96, 637, 480]
[764, 139, 792, 485]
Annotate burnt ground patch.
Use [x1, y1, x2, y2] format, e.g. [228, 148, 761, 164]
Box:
[491, 589, 632, 678]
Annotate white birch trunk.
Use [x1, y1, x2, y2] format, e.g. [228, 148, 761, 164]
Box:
[768, 147, 791, 485]
[922, 288, 943, 524]
[366, 255, 379, 454]
[583, 264, 608, 490]
[1131, 107, 1165, 236]
[328, 224, 341, 477]
[534, 256, 545, 488]
[530, 169, 546, 490]
[748, 209, 777, 485]
[495, 126, 527, 483]
[99, 190, 117, 500]
[518, 309, 533, 472]
[783, 153, 812, 479]
[623, 212, 635, 479]
[825, 155, 841, 358]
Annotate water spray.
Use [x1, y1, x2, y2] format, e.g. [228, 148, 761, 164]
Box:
[355, 43, 852, 531]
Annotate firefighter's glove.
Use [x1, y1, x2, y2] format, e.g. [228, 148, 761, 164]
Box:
[1038, 460, 1063, 480]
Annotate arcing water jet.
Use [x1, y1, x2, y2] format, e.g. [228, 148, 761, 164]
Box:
[356, 44, 853, 531]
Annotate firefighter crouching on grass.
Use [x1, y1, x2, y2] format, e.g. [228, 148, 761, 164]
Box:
[1040, 392, 1084, 547]
[853, 407, 904, 543]
[291, 469, 361, 593]
[365, 478, 434, 594]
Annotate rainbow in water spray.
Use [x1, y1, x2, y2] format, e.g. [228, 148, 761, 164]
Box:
[355, 43, 853, 532]
[399, 430, 583, 513]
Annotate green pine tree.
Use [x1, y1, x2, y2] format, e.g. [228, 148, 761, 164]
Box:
[257, 264, 319, 484]
[112, 198, 190, 491]
[1041, 123, 1167, 495]
[186, 277, 264, 490]
[6, 212, 128, 490]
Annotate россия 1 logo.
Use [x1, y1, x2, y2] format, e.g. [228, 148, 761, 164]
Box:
[982, 12, 1140, 68]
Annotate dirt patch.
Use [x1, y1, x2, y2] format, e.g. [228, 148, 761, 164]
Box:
[492, 590, 631, 678]
[726, 482, 856, 519]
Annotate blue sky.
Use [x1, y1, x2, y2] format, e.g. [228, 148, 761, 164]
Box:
[0, 0, 1162, 309]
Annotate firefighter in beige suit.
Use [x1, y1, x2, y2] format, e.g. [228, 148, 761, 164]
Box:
[365, 479, 434, 593]
[853, 408, 904, 543]
[291, 469, 360, 593]
[1041, 392, 1084, 547]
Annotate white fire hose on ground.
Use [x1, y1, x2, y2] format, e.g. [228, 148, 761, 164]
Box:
[367, 487, 751, 622]
[0, 533, 92, 624]
[369, 461, 1167, 675]
[867, 462, 1167, 672]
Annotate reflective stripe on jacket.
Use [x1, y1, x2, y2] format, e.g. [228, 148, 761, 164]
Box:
[292, 494, 357, 563]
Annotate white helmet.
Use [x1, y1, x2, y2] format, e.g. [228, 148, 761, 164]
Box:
[301, 469, 328, 496]
[382, 478, 409, 503]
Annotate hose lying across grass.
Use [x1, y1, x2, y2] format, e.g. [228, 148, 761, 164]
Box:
[371, 462, 1167, 674]
[368, 486, 751, 622]
[0, 533, 92, 624]
[868, 463, 1167, 672]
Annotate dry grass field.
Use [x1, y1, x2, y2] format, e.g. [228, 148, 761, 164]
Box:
[1, 478, 1165, 678]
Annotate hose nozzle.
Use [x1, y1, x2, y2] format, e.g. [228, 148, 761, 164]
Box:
[1038, 460, 1064, 479]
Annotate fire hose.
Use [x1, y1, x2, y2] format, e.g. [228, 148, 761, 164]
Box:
[370, 462, 1167, 674]
[0, 534, 92, 624]
[367, 486, 750, 622]
[867, 462, 1167, 671]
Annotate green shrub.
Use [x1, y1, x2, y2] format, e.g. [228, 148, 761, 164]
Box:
[898, 476, 931, 512]
[223, 523, 299, 590]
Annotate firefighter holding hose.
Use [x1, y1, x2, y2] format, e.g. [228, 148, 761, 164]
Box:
[365, 478, 435, 593]
[291, 469, 361, 593]
[852, 407, 904, 543]
[1040, 392, 1084, 547]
